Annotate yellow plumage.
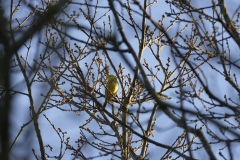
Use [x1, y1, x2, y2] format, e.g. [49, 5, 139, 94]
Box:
[104, 75, 118, 106]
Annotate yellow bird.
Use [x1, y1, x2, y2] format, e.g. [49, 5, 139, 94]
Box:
[103, 75, 118, 107]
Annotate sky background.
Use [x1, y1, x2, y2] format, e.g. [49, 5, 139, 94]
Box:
[5, 0, 240, 159]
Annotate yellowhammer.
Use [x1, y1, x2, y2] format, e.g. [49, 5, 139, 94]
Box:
[103, 75, 118, 107]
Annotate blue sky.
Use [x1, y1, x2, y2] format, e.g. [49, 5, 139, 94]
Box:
[6, 0, 240, 159]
